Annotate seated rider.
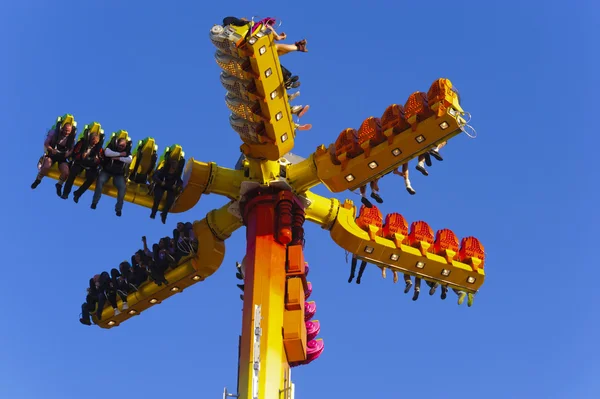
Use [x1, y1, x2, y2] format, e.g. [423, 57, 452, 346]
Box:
[91, 137, 132, 216]
[222, 16, 308, 54]
[96, 271, 121, 318]
[61, 132, 103, 201]
[150, 160, 182, 224]
[80, 275, 100, 326]
[32, 121, 76, 195]
[110, 262, 132, 310]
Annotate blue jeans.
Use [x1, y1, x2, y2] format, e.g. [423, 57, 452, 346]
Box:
[93, 171, 127, 212]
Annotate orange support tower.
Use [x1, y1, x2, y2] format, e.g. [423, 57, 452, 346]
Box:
[238, 189, 306, 399]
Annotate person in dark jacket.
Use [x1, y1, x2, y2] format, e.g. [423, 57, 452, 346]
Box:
[150, 160, 182, 224]
[32, 122, 76, 195]
[91, 137, 132, 216]
[110, 262, 132, 310]
[61, 132, 103, 201]
[80, 275, 100, 326]
[96, 271, 120, 319]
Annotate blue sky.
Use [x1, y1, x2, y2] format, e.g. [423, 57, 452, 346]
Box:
[1, 1, 598, 398]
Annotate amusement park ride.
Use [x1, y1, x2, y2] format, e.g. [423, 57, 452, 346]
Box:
[35, 19, 486, 399]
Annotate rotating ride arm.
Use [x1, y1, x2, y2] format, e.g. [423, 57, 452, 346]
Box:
[287, 78, 469, 193]
[42, 126, 245, 213]
[211, 21, 298, 161]
[303, 190, 485, 294]
[94, 202, 243, 329]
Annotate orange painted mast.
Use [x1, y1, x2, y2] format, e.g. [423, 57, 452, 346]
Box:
[237, 188, 307, 399]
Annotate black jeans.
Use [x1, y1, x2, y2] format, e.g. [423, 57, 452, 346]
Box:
[152, 186, 177, 216]
[63, 164, 99, 197]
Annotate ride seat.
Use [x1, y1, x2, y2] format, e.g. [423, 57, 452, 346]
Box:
[407, 221, 434, 255]
[357, 117, 386, 157]
[129, 138, 158, 184]
[334, 128, 363, 169]
[433, 228, 460, 263]
[404, 92, 435, 131]
[382, 212, 409, 246]
[458, 237, 485, 271]
[380, 104, 410, 142]
[356, 204, 383, 240]
[427, 78, 462, 117]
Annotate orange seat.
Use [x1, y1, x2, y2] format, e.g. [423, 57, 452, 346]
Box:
[407, 221, 434, 247]
[433, 229, 459, 262]
[382, 213, 408, 239]
[357, 117, 386, 150]
[458, 237, 485, 270]
[334, 128, 363, 162]
[427, 78, 460, 117]
[356, 205, 383, 234]
[381, 104, 410, 138]
[404, 91, 434, 131]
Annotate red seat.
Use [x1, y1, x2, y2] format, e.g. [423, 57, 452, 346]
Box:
[433, 229, 459, 262]
[404, 91, 434, 130]
[407, 220, 434, 247]
[382, 212, 408, 239]
[356, 205, 383, 235]
[334, 128, 363, 162]
[381, 104, 410, 138]
[427, 78, 460, 117]
[458, 237, 485, 270]
[357, 117, 386, 149]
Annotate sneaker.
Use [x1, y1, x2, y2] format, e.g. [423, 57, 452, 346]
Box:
[240, 294, 244, 301]
[161, 213, 167, 224]
[429, 149, 443, 161]
[61, 193, 68, 200]
[73, 194, 80, 203]
[236, 272, 244, 280]
[424, 152, 432, 167]
[55, 183, 62, 197]
[457, 291, 466, 305]
[347, 274, 354, 283]
[412, 289, 420, 301]
[122, 302, 129, 310]
[286, 81, 301, 90]
[295, 123, 312, 131]
[150, 212, 156, 219]
[79, 318, 91, 326]
[416, 164, 429, 176]
[404, 281, 412, 294]
[441, 286, 448, 300]
[370, 192, 383, 204]
[356, 277, 361, 284]
[467, 293, 474, 307]
[31, 179, 41, 189]
[428, 283, 438, 296]
[113, 308, 121, 316]
[406, 185, 416, 195]
[91, 203, 97, 210]
[290, 105, 309, 118]
[116, 210, 122, 217]
[237, 284, 245, 292]
[360, 196, 373, 208]
[288, 91, 300, 101]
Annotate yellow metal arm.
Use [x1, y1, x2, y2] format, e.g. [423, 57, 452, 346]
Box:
[303, 190, 484, 293]
[93, 202, 243, 329]
[44, 158, 244, 213]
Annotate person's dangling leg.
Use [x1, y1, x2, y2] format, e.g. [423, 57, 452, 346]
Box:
[151, 186, 165, 219]
[356, 261, 367, 284]
[62, 164, 82, 199]
[370, 179, 383, 204]
[416, 155, 428, 176]
[453, 288, 466, 305]
[359, 185, 373, 208]
[113, 175, 127, 217]
[348, 256, 358, 283]
[55, 161, 70, 197]
[73, 168, 98, 202]
[441, 285, 448, 300]
[430, 141, 446, 161]
[32, 157, 53, 189]
[403, 274, 412, 293]
[402, 163, 416, 195]
[392, 270, 398, 284]
[91, 171, 110, 209]
[160, 189, 177, 224]
[427, 281, 439, 295]
[412, 277, 421, 301]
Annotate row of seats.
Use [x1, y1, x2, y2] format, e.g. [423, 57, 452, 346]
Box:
[355, 204, 485, 271]
[332, 78, 462, 165]
[52, 116, 186, 185]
